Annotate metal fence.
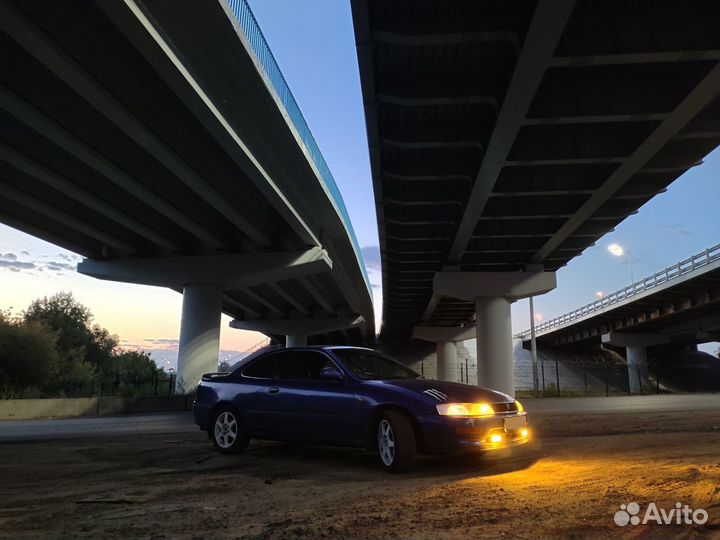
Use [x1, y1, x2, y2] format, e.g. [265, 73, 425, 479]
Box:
[94, 371, 177, 397]
[516, 244, 720, 339]
[515, 355, 676, 398]
[224, 0, 371, 293]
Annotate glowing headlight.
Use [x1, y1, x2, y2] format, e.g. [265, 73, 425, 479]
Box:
[436, 403, 495, 417]
[515, 400, 524, 413]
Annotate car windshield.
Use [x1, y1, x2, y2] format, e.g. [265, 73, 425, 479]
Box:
[333, 349, 420, 380]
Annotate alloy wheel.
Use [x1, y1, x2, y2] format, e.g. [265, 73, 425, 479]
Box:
[378, 419, 395, 466]
[214, 411, 238, 449]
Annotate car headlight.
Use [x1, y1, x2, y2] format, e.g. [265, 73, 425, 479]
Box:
[436, 403, 495, 417]
[515, 400, 524, 413]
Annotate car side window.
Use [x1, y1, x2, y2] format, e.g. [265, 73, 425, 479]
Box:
[242, 352, 285, 379]
[278, 351, 335, 381]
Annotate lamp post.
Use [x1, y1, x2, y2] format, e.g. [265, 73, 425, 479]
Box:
[529, 296, 539, 395]
[608, 243, 634, 284]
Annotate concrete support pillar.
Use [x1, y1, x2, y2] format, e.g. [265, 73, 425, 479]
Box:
[436, 341, 457, 381]
[412, 326, 475, 383]
[602, 333, 668, 395]
[475, 297, 514, 396]
[429, 271, 556, 396]
[286, 334, 307, 347]
[627, 346, 649, 395]
[176, 283, 223, 394]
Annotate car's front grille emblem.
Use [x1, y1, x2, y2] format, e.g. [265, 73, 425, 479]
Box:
[423, 389, 448, 401]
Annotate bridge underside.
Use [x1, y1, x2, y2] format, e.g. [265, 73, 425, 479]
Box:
[1, 0, 376, 388]
[353, 0, 720, 341]
[0, 0, 373, 351]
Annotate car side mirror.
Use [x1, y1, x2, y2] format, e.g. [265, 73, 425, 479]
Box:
[318, 366, 344, 382]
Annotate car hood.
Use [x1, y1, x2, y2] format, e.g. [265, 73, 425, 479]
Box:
[375, 379, 514, 404]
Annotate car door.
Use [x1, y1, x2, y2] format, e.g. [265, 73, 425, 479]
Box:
[239, 351, 289, 439]
[273, 350, 365, 444]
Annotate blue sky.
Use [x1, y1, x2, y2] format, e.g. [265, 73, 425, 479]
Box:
[0, 0, 718, 355]
[246, 0, 378, 248]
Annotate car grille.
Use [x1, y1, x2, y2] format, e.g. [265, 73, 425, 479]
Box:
[492, 402, 518, 413]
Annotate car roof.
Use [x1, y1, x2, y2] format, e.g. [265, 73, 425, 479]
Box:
[281, 345, 375, 351]
[229, 345, 375, 371]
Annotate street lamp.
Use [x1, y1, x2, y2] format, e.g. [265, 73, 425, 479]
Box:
[607, 243, 623, 257]
[608, 243, 634, 284]
[529, 296, 539, 395]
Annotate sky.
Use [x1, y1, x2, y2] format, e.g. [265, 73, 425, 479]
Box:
[0, 0, 718, 363]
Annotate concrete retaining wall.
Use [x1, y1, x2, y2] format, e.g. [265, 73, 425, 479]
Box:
[514, 339, 535, 391]
[399, 338, 603, 391]
[0, 396, 190, 421]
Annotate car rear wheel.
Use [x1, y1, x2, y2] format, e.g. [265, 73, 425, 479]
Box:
[377, 410, 415, 473]
[212, 406, 249, 454]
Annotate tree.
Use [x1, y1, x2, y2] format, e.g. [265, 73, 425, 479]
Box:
[24, 292, 93, 355]
[2, 292, 162, 397]
[0, 314, 59, 397]
[88, 324, 119, 372]
[53, 347, 96, 396]
[22, 291, 120, 368]
[21, 292, 105, 394]
[109, 350, 161, 396]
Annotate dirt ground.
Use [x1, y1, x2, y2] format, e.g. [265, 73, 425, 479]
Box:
[1, 411, 720, 540]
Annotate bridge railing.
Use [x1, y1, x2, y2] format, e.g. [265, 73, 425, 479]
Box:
[515, 243, 720, 339]
[225, 0, 371, 293]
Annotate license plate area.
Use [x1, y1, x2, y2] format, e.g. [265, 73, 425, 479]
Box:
[504, 415, 527, 431]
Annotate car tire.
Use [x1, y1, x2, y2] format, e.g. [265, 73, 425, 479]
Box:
[377, 410, 416, 473]
[211, 406, 249, 454]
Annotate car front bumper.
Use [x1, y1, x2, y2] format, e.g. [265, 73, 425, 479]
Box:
[417, 412, 530, 453]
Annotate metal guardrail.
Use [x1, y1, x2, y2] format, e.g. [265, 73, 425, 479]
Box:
[225, 0, 371, 293]
[516, 244, 720, 339]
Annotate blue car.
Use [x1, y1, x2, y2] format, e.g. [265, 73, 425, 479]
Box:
[193, 346, 530, 472]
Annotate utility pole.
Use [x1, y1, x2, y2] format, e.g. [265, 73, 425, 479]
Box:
[529, 296, 539, 395]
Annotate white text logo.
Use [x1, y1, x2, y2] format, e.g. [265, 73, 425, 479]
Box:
[614, 502, 708, 527]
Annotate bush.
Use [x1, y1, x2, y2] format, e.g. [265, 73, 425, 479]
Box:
[99, 350, 162, 396]
[0, 316, 59, 397]
[54, 347, 96, 397]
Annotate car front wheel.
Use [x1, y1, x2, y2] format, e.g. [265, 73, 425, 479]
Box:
[212, 406, 249, 454]
[377, 410, 416, 473]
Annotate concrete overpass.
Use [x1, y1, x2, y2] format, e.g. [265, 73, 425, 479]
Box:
[517, 244, 720, 393]
[351, 0, 720, 394]
[0, 0, 374, 390]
